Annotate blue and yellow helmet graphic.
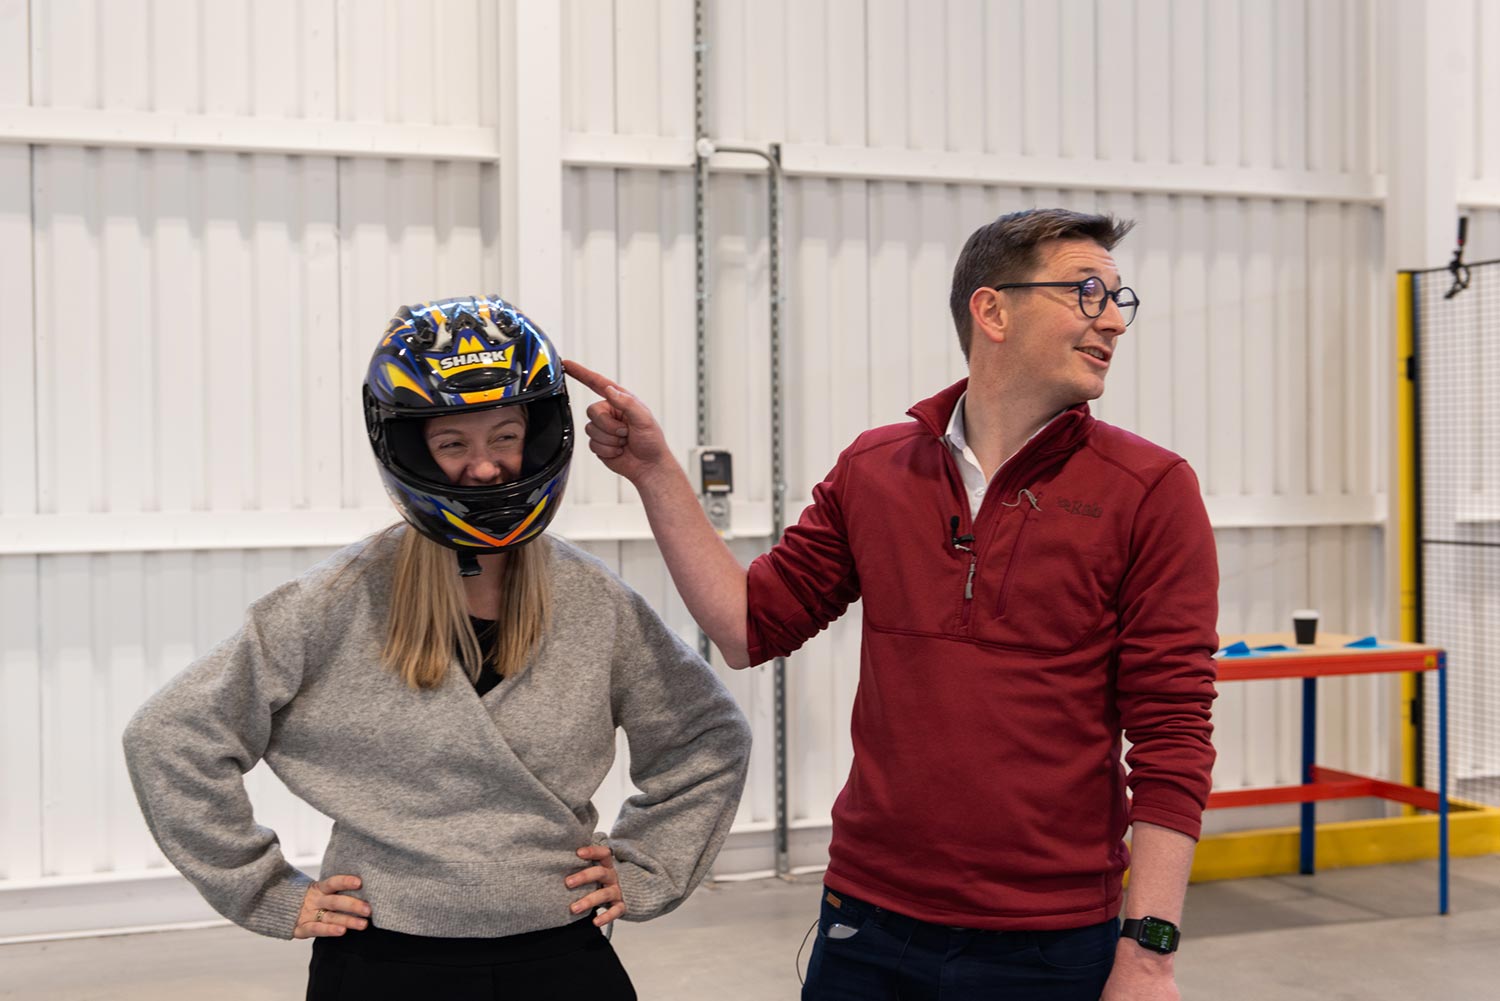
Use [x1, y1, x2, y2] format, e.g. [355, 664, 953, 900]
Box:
[364, 296, 573, 554]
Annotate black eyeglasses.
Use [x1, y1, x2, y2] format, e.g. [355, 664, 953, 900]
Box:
[990, 277, 1139, 326]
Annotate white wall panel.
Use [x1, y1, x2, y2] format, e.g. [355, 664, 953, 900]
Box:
[1463, 208, 1500, 259]
[152, 151, 206, 513]
[1462, 0, 1500, 222]
[1475, 1, 1500, 190]
[29, 1, 491, 123]
[562, 0, 693, 138]
[563, 1, 616, 135]
[0, 556, 43, 884]
[1172, 196, 1211, 475]
[562, 167, 625, 505]
[0, 0, 38, 882]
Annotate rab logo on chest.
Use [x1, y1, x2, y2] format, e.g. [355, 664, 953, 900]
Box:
[1057, 497, 1103, 519]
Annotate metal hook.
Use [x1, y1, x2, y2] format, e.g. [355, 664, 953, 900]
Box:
[1445, 216, 1471, 300]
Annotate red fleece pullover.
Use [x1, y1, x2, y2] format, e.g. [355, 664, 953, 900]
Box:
[747, 379, 1218, 930]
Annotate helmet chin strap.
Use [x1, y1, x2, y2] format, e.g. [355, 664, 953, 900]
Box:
[456, 552, 483, 577]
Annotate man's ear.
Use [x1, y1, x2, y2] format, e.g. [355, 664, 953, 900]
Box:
[969, 287, 1008, 346]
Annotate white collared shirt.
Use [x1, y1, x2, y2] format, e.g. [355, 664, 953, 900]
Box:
[942, 391, 1059, 518]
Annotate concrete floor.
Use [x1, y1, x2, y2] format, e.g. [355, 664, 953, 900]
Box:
[4, 856, 1498, 999]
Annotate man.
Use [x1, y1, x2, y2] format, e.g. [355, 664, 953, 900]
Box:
[567, 209, 1218, 1000]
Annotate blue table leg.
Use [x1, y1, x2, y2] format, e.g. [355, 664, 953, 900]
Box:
[1439, 654, 1449, 915]
[1301, 676, 1317, 875]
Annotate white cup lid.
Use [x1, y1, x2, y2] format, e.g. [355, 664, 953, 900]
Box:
[1292, 609, 1320, 619]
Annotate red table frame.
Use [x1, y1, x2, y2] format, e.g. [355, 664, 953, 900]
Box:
[1205, 633, 1448, 913]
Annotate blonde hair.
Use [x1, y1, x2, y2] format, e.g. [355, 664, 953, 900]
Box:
[383, 526, 552, 689]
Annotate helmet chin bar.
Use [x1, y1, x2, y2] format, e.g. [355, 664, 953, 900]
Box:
[457, 552, 483, 577]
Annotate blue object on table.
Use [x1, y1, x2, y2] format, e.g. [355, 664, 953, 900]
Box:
[1216, 641, 1295, 657]
[1344, 635, 1385, 648]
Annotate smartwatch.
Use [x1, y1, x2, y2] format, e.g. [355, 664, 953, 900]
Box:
[1120, 916, 1180, 954]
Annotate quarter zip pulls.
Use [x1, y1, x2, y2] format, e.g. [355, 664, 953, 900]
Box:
[1001, 488, 1041, 510]
[948, 516, 978, 602]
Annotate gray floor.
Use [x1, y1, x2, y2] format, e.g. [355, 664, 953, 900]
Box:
[4, 856, 1498, 999]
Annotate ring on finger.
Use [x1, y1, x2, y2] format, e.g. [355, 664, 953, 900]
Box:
[314, 908, 326, 923]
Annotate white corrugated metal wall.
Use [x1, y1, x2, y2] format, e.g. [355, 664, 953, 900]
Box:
[1460, 0, 1500, 257]
[0, 0, 1488, 938]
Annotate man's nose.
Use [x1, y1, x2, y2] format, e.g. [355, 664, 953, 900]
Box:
[1095, 298, 1127, 335]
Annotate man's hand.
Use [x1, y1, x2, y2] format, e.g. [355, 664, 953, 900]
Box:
[561, 357, 753, 667]
[565, 360, 673, 485]
[292, 875, 371, 939]
[1101, 941, 1179, 1001]
[566, 844, 628, 927]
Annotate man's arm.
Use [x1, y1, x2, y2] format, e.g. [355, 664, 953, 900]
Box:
[1106, 459, 1219, 999]
[565, 360, 751, 668]
[1102, 821, 1194, 1001]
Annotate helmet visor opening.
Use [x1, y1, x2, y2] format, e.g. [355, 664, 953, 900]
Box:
[382, 397, 568, 490]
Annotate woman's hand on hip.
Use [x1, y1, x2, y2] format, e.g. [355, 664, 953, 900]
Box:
[566, 845, 628, 927]
[293, 874, 371, 939]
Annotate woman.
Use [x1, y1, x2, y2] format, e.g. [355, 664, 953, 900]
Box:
[123, 296, 752, 1000]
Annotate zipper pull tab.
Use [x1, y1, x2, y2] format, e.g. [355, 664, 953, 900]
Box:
[1001, 488, 1040, 511]
[965, 557, 977, 599]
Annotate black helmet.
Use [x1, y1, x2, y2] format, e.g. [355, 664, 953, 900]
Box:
[363, 296, 572, 557]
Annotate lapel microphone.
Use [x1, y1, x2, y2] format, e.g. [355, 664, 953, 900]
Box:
[949, 516, 975, 551]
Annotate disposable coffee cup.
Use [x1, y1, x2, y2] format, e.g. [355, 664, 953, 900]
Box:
[1292, 609, 1319, 645]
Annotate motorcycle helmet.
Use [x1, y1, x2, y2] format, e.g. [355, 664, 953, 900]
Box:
[363, 296, 572, 569]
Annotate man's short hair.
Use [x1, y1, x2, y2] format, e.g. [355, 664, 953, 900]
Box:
[948, 209, 1135, 359]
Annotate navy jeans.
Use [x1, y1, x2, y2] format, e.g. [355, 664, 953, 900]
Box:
[802, 887, 1118, 1001]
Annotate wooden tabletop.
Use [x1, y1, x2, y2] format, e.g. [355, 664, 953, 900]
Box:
[1215, 633, 1443, 680]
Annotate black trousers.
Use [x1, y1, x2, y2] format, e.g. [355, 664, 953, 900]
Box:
[306, 916, 636, 1001]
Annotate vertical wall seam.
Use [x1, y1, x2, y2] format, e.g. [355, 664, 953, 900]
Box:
[1302, 0, 1313, 176]
[26, 0, 45, 880]
[333, 0, 347, 511]
[862, 0, 873, 421]
[25, 0, 33, 106]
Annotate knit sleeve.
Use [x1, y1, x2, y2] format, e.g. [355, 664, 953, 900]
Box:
[1115, 459, 1220, 840]
[122, 579, 316, 939]
[603, 590, 752, 922]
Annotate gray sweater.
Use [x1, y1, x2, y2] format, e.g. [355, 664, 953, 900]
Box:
[123, 530, 752, 940]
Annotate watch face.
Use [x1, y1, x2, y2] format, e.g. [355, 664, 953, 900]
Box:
[1138, 917, 1178, 952]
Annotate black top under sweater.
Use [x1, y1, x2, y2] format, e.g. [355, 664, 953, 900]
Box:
[466, 616, 503, 696]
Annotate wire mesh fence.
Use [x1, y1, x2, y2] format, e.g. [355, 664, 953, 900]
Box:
[1414, 258, 1500, 804]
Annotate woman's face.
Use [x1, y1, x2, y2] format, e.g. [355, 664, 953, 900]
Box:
[424, 406, 527, 486]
